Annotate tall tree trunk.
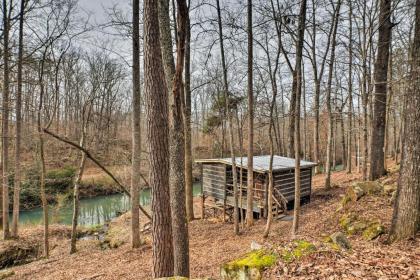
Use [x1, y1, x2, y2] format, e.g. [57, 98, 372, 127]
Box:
[291, 0, 307, 237]
[216, 0, 239, 235]
[361, 1, 369, 180]
[303, 70, 307, 160]
[370, 0, 392, 180]
[346, 0, 353, 174]
[384, 49, 393, 170]
[246, 0, 254, 228]
[158, 0, 176, 90]
[388, 0, 420, 241]
[170, 0, 190, 275]
[158, 0, 189, 273]
[340, 110, 346, 170]
[12, 0, 26, 237]
[184, 9, 194, 222]
[144, 0, 174, 276]
[236, 112, 245, 226]
[38, 51, 49, 257]
[131, 0, 141, 249]
[70, 112, 89, 254]
[325, 0, 341, 189]
[288, 72, 297, 158]
[2, 0, 11, 239]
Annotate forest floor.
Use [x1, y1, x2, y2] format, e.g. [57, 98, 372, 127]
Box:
[2, 161, 419, 280]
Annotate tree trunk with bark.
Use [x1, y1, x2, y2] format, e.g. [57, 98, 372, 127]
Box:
[346, 0, 353, 174]
[70, 115, 89, 254]
[246, 0, 254, 228]
[38, 51, 49, 258]
[184, 9, 194, 222]
[144, 0, 174, 276]
[131, 0, 142, 249]
[388, 0, 420, 243]
[170, 0, 190, 276]
[12, 0, 26, 237]
[369, 0, 392, 180]
[2, 0, 11, 239]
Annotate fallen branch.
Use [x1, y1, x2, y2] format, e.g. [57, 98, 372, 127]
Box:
[43, 128, 151, 221]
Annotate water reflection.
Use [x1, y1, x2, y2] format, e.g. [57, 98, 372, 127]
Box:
[16, 183, 201, 226]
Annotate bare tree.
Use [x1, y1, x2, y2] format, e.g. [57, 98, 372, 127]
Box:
[246, 0, 254, 228]
[346, 0, 353, 174]
[215, 0, 239, 235]
[308, 0, 337, 174]
[11, 0, 27, 238]
[291, 0, 307, 237]
[70, 100, 92, 253]
[325, 0, 342, 189]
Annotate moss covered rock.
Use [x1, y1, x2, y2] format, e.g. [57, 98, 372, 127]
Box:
[383, 184, 397, 196]
[102, 213, 132, 248]
[280, 240, 316, 263]
[330, 232, 351, 250]
[346, 221, 368, 235]
[347, 185, 365, 201]
[221, 250, 277, 280]
[337, 195, 352, 211]
[360, 181, 382, 195]
[362, 222, 385, 240]
[347, 181, 382, 202]
[339, 213, 357, 231]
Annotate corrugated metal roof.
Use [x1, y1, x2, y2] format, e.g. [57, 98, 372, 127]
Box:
[196, 155, 317, 173]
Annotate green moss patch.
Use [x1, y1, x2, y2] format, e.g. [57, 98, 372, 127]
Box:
[224, 250, 277, 271]
[339, 213, 356, 230]
[281, 240, 316, 263]
[347, 221, 368, 235]
[221, 250, 277, 280]
[362, 222, 385, 240]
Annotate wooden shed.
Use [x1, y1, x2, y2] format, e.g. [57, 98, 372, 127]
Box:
[196, 155, 317, 219]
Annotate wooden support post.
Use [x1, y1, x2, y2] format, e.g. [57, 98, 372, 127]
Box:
[264, 175, 269, 218]
[201, 164, 205, 219]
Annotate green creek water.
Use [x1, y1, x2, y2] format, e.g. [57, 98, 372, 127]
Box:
[16, 183, 202, 226]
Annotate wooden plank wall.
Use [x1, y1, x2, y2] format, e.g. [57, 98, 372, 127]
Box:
[202, 163, 226, 200]
[273, 168, 312, 202]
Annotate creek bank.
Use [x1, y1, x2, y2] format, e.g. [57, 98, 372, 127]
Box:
[11, 166, 127, 211]
[0, 225, 74, 270]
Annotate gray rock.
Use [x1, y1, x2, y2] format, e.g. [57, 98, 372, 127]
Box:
[330, 232, 351, 250]
[250, 241, 262, 251]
